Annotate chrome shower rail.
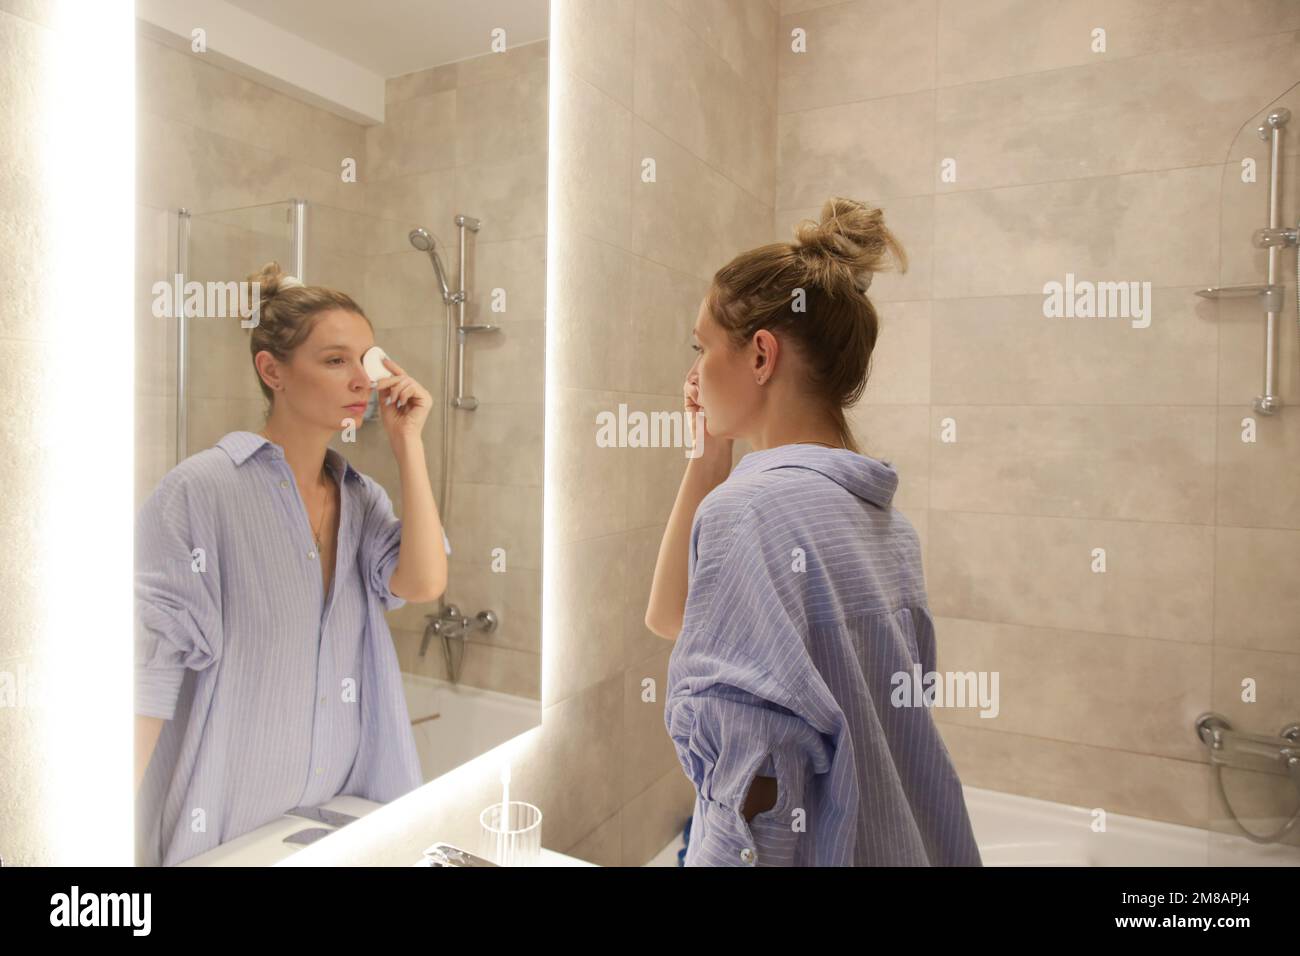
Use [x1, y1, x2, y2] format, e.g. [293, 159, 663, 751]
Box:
[451, 214, 498, 410]
[1196, 108, 1295, 414]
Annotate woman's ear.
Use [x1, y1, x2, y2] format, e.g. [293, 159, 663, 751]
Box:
[254, 350, 281, 392]
[752, 329, 779, 384]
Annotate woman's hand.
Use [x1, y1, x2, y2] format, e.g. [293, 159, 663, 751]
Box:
[684, 372, 729, 460]
[374, 356, 432, 447]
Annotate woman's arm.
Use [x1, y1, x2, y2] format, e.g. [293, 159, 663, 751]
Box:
[387, 436, 448, 603]
[645, 395, 734, 639]
[374, 356, 448, 603]
[135, 715, 164, 792]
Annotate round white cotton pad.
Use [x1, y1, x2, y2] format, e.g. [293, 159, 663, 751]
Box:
[361, 346, 390, 385]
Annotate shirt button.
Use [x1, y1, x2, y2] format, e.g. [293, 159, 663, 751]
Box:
[740, 847, 756, 864]
[320, 695, 326, 704]
[279, 479, 289, 488]
[308, 551, 316, 559]
[315, 768, 323, 776]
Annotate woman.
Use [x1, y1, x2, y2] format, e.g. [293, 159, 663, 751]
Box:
[134, 262, 450, 866]
[646, 198, 982, 867]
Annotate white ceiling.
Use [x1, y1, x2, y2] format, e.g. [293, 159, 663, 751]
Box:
[136, 0, 550, 123]
[222, 0, 549, 77]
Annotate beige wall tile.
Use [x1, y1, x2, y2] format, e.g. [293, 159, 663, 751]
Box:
[859, 299, 931, 405]
[631, 118, 773, 281]
[662, 0, 778, 105]
[555, 386, 631, 542]
[929, 405, 1217, 524]
[452, 150, 548, 242]
[455, 67, 549, 168]
[932, 289, 1219, 405]
[443, 480, 543, 570]
[622, 647, 680, 803]
[555, 0, 634, 109]
[636, 0, 776, 203]
[937, 0, 1300, 87]
[927, 510, 1215, 642]
[940, 722, 1212, 830]
[625, 256, 708, 396]
[933, 616, 1212, 760]
[932, 166, 1221, 299]
[779, 91, 935, 208]
[935, 33, 1300, 191]
[1214, 526, 1300, 654]
[777, 0, 939, 113]
[546, 531, 627, 704]
[1216, 406, 1300, 529]
[846, 403, 930, 510]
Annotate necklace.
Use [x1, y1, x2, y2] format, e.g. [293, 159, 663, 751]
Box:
[309, 478, 332, 554]
[258, 430, 332, 552]
[792, 439, 843, 449]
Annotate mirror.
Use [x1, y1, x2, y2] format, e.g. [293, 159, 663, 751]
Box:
[133, 0, 548, 866]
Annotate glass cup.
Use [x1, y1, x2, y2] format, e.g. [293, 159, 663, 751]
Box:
[478, 800, 542, 866]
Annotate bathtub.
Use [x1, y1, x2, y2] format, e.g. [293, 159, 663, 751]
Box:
[965, 786, 1300, 866]
[645, 785, 1300, 866]
[401, 672, 540, 783]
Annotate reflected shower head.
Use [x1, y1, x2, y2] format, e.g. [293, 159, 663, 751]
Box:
[409, 226, 451, 302]
[408, 227, 434, 251]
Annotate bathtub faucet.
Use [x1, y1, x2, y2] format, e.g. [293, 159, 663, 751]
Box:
[420, 604, 499, 683]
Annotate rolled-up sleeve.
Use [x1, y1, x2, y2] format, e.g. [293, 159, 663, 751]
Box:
[664, 504, 836, 867]
[666, 670, 833, 866]
[358, 475, 406, 611]
[135, 474, 222, 720]
[358, 476, 451, 610]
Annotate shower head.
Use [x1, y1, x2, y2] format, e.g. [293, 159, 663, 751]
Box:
[408, 226, 435, 251]
[409, 227, 451, 302]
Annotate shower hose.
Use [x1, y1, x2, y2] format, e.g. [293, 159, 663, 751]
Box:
[1210, 239, 1300, 846]
[1211, 751, 1300, 844]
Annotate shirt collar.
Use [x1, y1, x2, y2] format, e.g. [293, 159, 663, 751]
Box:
[216, 430, 361, 484]
[729, 443, 899, 508]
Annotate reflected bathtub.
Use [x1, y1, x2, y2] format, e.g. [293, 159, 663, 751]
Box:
[401, 672, 539, 784]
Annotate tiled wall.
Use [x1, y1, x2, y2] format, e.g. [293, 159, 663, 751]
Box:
[548, 0, 781, 864]
[374, 44, 547, 700]
[280, 0, 783, 866]
[774, 0, 1300, 846]
[8, 0, 1296, 866]
[133, 33, 547, 700]
[282, 0, 1300, 868]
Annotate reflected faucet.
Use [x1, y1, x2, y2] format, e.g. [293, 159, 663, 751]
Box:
[422, 605, 498, 684]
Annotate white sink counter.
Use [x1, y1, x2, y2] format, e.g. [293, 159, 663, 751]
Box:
[177, 796, 595, 867]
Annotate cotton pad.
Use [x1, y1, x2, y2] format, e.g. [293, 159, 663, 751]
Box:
[361, 346, 391, 385]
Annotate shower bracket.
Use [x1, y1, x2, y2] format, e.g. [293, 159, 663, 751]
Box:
[1195, 283, 1283, 313]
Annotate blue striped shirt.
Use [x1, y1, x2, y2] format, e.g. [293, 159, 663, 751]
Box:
[134, 430, 449, 866]
[664, 443, 983, 866]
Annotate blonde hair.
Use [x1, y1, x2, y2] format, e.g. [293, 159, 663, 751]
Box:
[705, 197, 908, 453]
[244, 261, 372, 416]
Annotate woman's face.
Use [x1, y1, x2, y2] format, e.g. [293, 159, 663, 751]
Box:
[260, 308, 375, 431]
[688, 298, 760, 440]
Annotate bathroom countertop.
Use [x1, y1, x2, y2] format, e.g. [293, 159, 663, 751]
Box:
[176, 796, 595, 867]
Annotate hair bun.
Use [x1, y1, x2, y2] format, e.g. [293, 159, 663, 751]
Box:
[245, 260, 303, 301]
[793, 197, 908, 292]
